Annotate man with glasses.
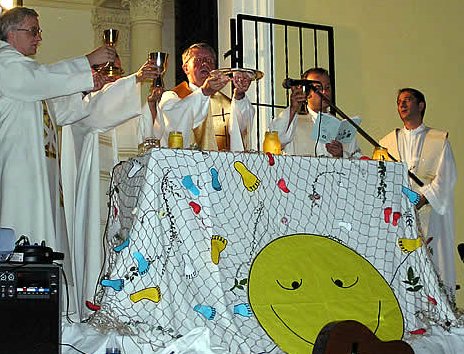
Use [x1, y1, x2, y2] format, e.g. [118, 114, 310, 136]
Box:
[270, 67, 361, 158]
[380, 88, 457, 294]
[159, 42, 255, 151]
[0, 7, 115, 259]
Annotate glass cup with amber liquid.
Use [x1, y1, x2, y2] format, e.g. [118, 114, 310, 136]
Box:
[263, 131, 282, 155]
[372, 146, 391, 161]
[168, 131, 183, 149]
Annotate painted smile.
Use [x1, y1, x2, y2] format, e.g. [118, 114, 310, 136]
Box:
[270, 300, 382, 345]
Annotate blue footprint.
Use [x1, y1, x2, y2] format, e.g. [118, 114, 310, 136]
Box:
[101, 278, 124, 291]
[193, 304, 216, 320]
[210, 168, 222, 191]
[182, 175, 200, 196]
[113, 237, 130, 253]
[402, 185, 420, 205]
[133, 251, 150, 275]
[233, 303, 253, 318]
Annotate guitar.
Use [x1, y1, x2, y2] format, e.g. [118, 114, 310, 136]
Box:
[312, 320, 414, 354]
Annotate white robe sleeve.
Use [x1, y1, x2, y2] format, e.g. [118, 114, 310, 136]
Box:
[138, 102, 165, 143]
[0, 42, 93, 100]
[229, 95, 255, 151]
[269, 107, 299, 148]
[159, 89, 211, 146]
[419, 140, 457, 215]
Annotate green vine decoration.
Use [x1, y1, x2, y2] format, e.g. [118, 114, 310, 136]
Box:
[230, 278, 248, 292]
[403, 266, 423, 292]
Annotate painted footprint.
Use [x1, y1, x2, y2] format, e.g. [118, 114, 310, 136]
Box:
[133, 251, 150, 275]
[130, 286, 161, 303]
[383, 207, 392, 223]
[392, 211, 402, 227]
[234, 303, 253, 318]
[128, 160, 143, 178]
[398, 237, 423, 253]
[211, 235, 228, 265]
[189, 201, 201, 215]
[233, 161, 260, 192]
[193, 304, 216, 320]
[210, 167, 222, 191]
[183, 253, 198, 279]
[101, 278, 124, 291]
[113, 237, 130, 253]
[339, 221, 352, 231]
[277, 178, 290, 193]
[402, 186, 420, 205]
[182, 175, 200, 196]
[266, 152, 275, 166]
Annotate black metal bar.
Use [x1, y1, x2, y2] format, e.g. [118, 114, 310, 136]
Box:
[313, 29, 318, 68]
[237, 14, 333, 32]
[229, 19, 237, 68]
[299, 27, 304, 75]
[327, 27, 336, 111]
[237, 17, 244, 69]
[285, 25, 290, 107]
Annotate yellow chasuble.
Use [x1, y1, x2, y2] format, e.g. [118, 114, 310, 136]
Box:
[172, 82, 232, 151]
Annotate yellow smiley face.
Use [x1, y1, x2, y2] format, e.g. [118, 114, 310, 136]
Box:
[248, 234, 404, 353]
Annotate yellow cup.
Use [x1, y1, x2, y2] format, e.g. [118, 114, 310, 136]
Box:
[372, 146, 391, 161]
[168, 131, 183, 149]
[263, 131, 282, 155]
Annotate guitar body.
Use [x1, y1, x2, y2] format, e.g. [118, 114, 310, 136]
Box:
[312, 320, 414, 354]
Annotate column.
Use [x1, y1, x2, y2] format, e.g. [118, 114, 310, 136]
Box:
[122, 0, 165, 72]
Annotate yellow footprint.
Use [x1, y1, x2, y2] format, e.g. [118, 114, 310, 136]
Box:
[130, 286, 161, 303]
[233, 161, 260, 192]
[398, 237, 423, 253]
[211, 235, 228, 265]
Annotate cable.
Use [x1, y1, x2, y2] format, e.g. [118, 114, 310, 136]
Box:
[59, 342, 88, 354]
[55, 261, 75, 324]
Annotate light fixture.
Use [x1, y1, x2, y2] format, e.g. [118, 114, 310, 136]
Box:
[0, 0, 23, 12]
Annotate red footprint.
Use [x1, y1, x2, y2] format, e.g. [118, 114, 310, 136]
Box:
[277, 178, 290, 193]
[383, 207, 392, 223]
[189, 201, 201, 214]
[392, 211, 402, 226]
[266, 152, 275, 166]
[85, 300, 101, 311]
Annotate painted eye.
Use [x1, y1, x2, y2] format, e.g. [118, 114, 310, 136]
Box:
[331, 276, 359, 289]
[276, 279, 302, 290]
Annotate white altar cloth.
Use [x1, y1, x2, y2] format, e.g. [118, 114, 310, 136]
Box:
[66, 148, 462, 353]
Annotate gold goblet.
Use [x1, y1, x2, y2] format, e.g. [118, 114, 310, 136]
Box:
[102, 28, 120, 77]
[148, 51, 168, 88]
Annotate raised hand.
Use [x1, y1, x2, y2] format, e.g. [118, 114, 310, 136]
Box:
[289, 85, 308, 118]
[136, 60, 162, 83]
[86, 45, 116, 67]
[232, 71, 252, 100]
[201, 71, 230, 96]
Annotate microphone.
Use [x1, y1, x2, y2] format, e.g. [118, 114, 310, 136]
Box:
[282, 78, 322, 89]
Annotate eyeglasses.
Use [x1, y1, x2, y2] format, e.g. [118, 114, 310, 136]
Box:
[15, 27, 42, 37]
[188, 56, 215, 66]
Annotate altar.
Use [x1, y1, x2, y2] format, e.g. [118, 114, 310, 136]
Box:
[82, 148, 462, 353]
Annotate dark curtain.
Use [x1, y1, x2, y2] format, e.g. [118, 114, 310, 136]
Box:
[174, 0, 218, 85]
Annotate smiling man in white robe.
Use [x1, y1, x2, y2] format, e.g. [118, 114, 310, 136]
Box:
[0, 6, 120, 322]
[380, 88, 457, 296]
[0, 7, 115, 250]
[159, 42, 255, 151]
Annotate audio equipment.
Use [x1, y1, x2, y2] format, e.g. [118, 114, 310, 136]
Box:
[0, 264, 61, 354]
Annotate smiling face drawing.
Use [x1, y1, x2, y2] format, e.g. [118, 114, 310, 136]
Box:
[248, 234, 404, 353]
